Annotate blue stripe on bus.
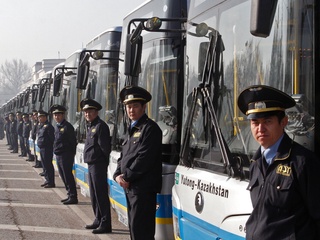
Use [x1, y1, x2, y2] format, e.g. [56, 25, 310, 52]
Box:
[74, 164, 88, 183]
[108, 178, 172, 219]
[172, 207, 245, 240]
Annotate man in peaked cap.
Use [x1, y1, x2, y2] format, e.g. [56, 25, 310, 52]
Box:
[114, 86, 162, 240]
[80, 98, 112, 234]
[22, 113, 33, 162]
[4, 115, 11, 146]
[8, 112, 18, 153]
[31, 110, 41, 168]
[237, 85, 320, 239]
[37, 110, 55, 188]
[16, 111, 26, 157]
[50, 104, 78, 205]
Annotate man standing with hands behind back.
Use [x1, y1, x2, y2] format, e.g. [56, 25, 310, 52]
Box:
[37, 110, 55, 188]
[50, 104, 78, 204]
[114, 86, 162, 240]
[237, 85, 320, 240]
[81, 98, 112, 234]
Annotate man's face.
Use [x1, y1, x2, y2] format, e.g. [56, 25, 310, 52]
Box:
[9, 115, 14, 121]
[33, 114, 38, 121]
[84, 109, 98, 123]
[22, 116, 28, 122]
[125, 102, 146, 121]
[250, 115, 288, 148]
[53, 113, 64, 124]
[38, 115, 47, 124]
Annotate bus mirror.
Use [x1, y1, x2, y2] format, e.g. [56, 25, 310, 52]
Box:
[76, 52, 90, 89]
[53, 72, 63, 97]
[250, 0, 278, 37]
[31, 89, 38, 104]
[39, 85, 46, 103]
[124, 34, 142, 77]
[23, 91, 29, 106]
[198, 42, 209, 81]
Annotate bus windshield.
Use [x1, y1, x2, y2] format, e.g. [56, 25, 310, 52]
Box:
[183, 0, 315, 178]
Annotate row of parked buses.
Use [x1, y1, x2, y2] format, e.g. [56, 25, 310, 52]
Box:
[1, 0, 319, 239]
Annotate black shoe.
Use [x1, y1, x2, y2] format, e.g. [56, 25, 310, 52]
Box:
[39, 172, 45, 176]
[26, 159, 35, 162]
[63, 198, 78, 205]
[33, 165, 41, 168]
[18, 154, 26, 157]
[10, 151, 18, 153]
[85, 222, 100, 230]
[92, 217, 111, 234]
[41, 182, 48, 187]
[44, 184, 55, 188]
[92, 227, 112, 234]
[61, 197, 69, 203]
[8, 148, 13, 150]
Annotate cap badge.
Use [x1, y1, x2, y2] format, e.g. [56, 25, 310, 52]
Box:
[255, 102, 266, 110]
[127, 95, 134, 100]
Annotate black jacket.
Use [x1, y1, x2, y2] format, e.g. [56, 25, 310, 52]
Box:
[53, 119, 77, 155]
[17, 119, 23, 136]
[246, 133, 320, 240]
[83, 116, 111, 164]
[113, 114, 162, 194]
[22, 120, 31, 138]
[9, 120, 17, 135]
[37, 121, 54, 149]
[31, 120, 38, 140]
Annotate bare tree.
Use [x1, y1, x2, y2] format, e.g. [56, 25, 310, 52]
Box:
[0, 59, 32, 94]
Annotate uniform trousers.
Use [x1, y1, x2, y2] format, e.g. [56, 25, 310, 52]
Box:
[40, 147, 54, 185]
[6, 132, 11, 145]
[24, 137, 33, 159]
[88, 161, 111, 226]
[19, 135, 26, 155]
[56, 152, 77, 198]
[125, 190, 157, 240]
[10, 133, 18, 151]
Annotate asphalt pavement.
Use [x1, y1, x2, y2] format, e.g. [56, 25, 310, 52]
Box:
[0, 138, 130, 240]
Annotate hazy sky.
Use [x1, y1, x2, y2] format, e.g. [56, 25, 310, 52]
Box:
[0, 0, 146, 67]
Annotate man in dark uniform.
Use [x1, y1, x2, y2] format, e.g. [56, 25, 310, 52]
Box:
[16, 111, 26, 157]
[31, 110, 41, 168]
[81, 98, 112, 234]
[237, 85, 320, 240]
[8, 112, 18, 153]
[4, 115, 11, 146]
[37, 110, 55, 188]
[114, 86, 162, 240]
[0, 115, 4, 140]
[50, 104, 78, 205]
[22, 113, 33, 161]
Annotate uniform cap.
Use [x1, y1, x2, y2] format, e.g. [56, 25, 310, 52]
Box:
[237, 85, 296, 119]
[16, 111, 22, 115]
[22, 113, 29, 118]
[32, 109, 38, 115]
[8, 112, 14, 116]
[49, 104, 66, 114]
[80, 98, 102, 111]
[120, 86, 151, 105]
[37, 110, 48, 117]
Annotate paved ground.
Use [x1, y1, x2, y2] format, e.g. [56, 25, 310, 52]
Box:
[0, 138, 130, 240]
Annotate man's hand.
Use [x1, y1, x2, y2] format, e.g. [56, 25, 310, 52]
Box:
[115, 174, 130, 189]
